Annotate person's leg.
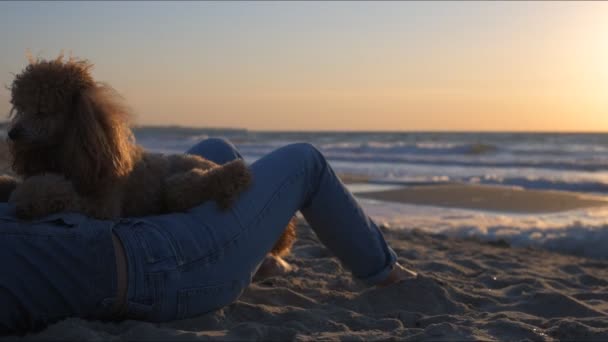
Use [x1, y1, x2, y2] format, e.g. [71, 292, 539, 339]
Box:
[120, 142, 414, 321]
[187, 138, 408, 285]
[204, 142, 408, 285]
[186, 138, 244, 165]
[186, 137, 294, 275]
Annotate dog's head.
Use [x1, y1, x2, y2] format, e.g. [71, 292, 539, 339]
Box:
[8, 55, 137, 194]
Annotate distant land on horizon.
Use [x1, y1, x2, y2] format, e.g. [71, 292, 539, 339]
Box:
[1, 121, 608, 135]
[103, 125, 608, 135]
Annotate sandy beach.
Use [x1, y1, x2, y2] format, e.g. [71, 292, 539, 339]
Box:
[8, 219, 608, 341]
[1, 147, 608, 340]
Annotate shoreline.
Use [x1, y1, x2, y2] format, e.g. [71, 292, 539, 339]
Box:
[338, 173, 608, 214]
[355, 183, 608, 213]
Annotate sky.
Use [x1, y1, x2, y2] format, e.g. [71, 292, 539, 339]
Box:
[0, 1, 607, 132]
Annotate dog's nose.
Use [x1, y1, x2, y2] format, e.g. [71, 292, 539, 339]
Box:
[8, 126, 24, 141]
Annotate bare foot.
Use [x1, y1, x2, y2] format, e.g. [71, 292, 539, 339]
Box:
[254, 254, 294, 280]
[376, 263, 418, 287]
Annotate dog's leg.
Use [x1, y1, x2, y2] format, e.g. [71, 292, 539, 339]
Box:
[9, 174, 81, 219]
[166, 154, 218, 173]
[164, 160, 252, 212]
[254, 217, 298, 280]
[0, 175, 19, 202]
[270, 217, 297, 257]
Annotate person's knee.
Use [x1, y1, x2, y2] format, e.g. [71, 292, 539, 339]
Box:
[201, 138, 236, 151]
[284, 142, 327, 168]
[188, 137, 242, 164]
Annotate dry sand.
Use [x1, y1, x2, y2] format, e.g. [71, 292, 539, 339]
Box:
[10, 220, 608, 341]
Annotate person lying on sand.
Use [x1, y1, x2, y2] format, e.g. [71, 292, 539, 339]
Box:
[0, 138, 417, 334]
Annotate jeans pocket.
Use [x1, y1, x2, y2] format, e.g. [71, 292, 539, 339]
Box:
[176, 280, 244, 320]
[148, 212, 242, 267]
[131, 220, 179, 265]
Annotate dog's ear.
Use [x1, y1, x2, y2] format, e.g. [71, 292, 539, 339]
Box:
[62, 86, 135, 194]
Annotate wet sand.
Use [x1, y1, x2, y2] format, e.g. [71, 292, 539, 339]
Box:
[356, 183, 608, 213]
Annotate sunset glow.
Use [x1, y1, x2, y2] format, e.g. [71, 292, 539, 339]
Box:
[0, 1, 607, 131]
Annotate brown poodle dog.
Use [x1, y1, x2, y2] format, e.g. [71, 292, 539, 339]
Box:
[1, 55, 296, 263]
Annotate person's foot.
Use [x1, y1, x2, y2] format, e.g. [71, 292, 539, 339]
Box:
[376, 263, 418, 287]
[254, 254, 294, 280]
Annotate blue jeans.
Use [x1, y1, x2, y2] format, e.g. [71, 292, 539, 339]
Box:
[0, 139, 397, 331]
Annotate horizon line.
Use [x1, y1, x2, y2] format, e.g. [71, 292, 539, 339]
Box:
[1, 121, 606, 134]
[131, 125, 608, 134]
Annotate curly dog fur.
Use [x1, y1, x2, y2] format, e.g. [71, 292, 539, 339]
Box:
[2, 55, 296, 257]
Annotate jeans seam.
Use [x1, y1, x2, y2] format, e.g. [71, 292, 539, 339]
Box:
[301, 153, 325, 209]
[145, 272, 165, 306]
[246, 165, 308, 229]
[230, 208, 245, 231]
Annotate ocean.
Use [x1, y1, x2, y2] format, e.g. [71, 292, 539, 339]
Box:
[137, 127, 608, 259]
[136, 128, 608, 194]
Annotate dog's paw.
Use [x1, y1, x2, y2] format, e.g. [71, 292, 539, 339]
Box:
[9, 174, 80, 219]
[214, 160, 252, 210]
[164, 160, 252, 212]
[222, 160, 252, 189]
[253, 254, 295, 281]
